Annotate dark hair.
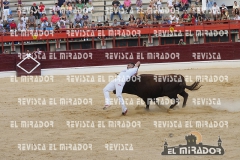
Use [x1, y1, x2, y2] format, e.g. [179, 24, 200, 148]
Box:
[129, 62, 135, 67]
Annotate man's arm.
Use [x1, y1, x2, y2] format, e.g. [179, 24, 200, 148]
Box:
[134, 61, 140, 68]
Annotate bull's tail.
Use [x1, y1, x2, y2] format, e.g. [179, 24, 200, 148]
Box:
[185, 80, 202, 91]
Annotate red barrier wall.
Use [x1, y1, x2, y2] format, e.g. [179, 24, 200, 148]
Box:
[1, 42, 240, 73]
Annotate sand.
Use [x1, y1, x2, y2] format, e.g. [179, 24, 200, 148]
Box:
[0, 68, 240, 160]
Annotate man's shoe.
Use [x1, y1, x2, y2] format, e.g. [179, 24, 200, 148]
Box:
[103, 105, 111, 110]
[122, 109, 128, 116]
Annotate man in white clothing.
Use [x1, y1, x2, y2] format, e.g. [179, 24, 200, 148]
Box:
[103, 61, 141, 115]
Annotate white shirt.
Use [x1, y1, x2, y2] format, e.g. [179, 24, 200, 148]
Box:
[168, 0, 173, 6]
[18, 23, 26, 30]
[233, 4, 239, 9]
[115, 68, 138, 84]
[212, 5, 220, 14]
[234, 15, 240, 20]
[21, 16, 28, 24]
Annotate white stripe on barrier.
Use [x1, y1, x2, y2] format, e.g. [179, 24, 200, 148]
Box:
[0, 60, 240, 78]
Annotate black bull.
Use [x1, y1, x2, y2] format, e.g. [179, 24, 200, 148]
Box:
[113, 74, 201, 109]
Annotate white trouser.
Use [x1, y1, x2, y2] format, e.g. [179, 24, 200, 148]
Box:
[103, 80, 127, 112]
[4, 9, 10, 20]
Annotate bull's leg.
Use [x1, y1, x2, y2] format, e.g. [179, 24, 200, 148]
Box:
[169, 96, 179, 109]
[179, 91, 188, 108]
[143, 98, 150, 110]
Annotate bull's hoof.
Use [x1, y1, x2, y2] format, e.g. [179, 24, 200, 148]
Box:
[167, 109, 174, 113]
[145, 107, 150, 111]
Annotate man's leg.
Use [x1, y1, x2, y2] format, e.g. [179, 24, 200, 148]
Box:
[110, 13, 114, 21]
[103, 81, 115, 108]
[115, 83, 127, 115]
[118, 12, 122, 20]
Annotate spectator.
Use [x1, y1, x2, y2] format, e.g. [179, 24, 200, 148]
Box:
[112, 19, 118, 26]
[175, 14, 180, 23]
[155, 0, 162, 9]
[112, 0, 120, 6]
[25, 24, 30, 31]
[152, 17, 158, 24]
[82, 13, 89, 26]
[18, 20, 26, 30]
[167, 0, 173, 9]
[181, 10, 189, 22]
[180, 0, 189, 11]
[174, 0, 181, 10]
[51, 12, 60, 25]
[60, 12, 68, 25]
[0, 25, 5, 34]
[221, 3, 227, 12]
[128, 19, 136, 26]
[74, 12, 82, 26]
[135, 18, 141, 25]
[87, 1, 94, 13]
[36, 23, 43, 30]
[234, 14, 240, 20]
[3, 0, 10, 20]
[119, 19, 124, 26]
[111, 4, 122, 21]
[178, 39, 186, 45]
[137, 8, 145, 20]
[76, 1, 84, 10]
[17, 0, 22, 6]
[123, 0, 132, 14]
[61, 2, 68, 14]
[146, 5, 153, 21]
[221, 9, 229, 20]
[41, 20, 48, 30]
[90, 21, 96, 28]
[211, 2, 220, 21]
[39, 2, 46, 17]
[82, 0, 89, 5]
[60, 22, 66, 29]
[69, 21, 74, 28]
[207, 0, 213, 12]
[75, 23, 81, 28]
[40, 14, 48, 22]
[2, 20, 9, 32]
[169, 13, 176, 23]
[31, 3, 40, 19]
[97, 21, 103, 27]
[66, 3, 73, 18]
[28, 13, 36, 28]
[232, 1, 240, 16]
[155, 11, 162, 20]
[52, 3, 61, 17]
[10, 20, 17, 31]
[233, 8, 240, 16]
[192, 9, 198, 19]
[21, 14, 28, 24]
[17, 4, 22, 19]
[82, 5, 89, 14]
[46, 23, 53, 30]
[55, 24, 60, 31]
[104, 21, 110, 26]
[129, 14, 135, 21]
[136, 0, 142, 11]
[58, 0, 66, 7]
[82, 21, 88, 28]
[191, 13, 196, 24]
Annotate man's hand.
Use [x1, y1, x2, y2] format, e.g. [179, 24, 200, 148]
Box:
[135, 61, 140, 68]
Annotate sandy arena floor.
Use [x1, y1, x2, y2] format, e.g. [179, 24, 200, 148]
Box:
[0, 68, 240, 160]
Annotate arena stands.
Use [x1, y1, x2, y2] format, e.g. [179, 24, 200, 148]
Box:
[0, 0, 240, 53]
